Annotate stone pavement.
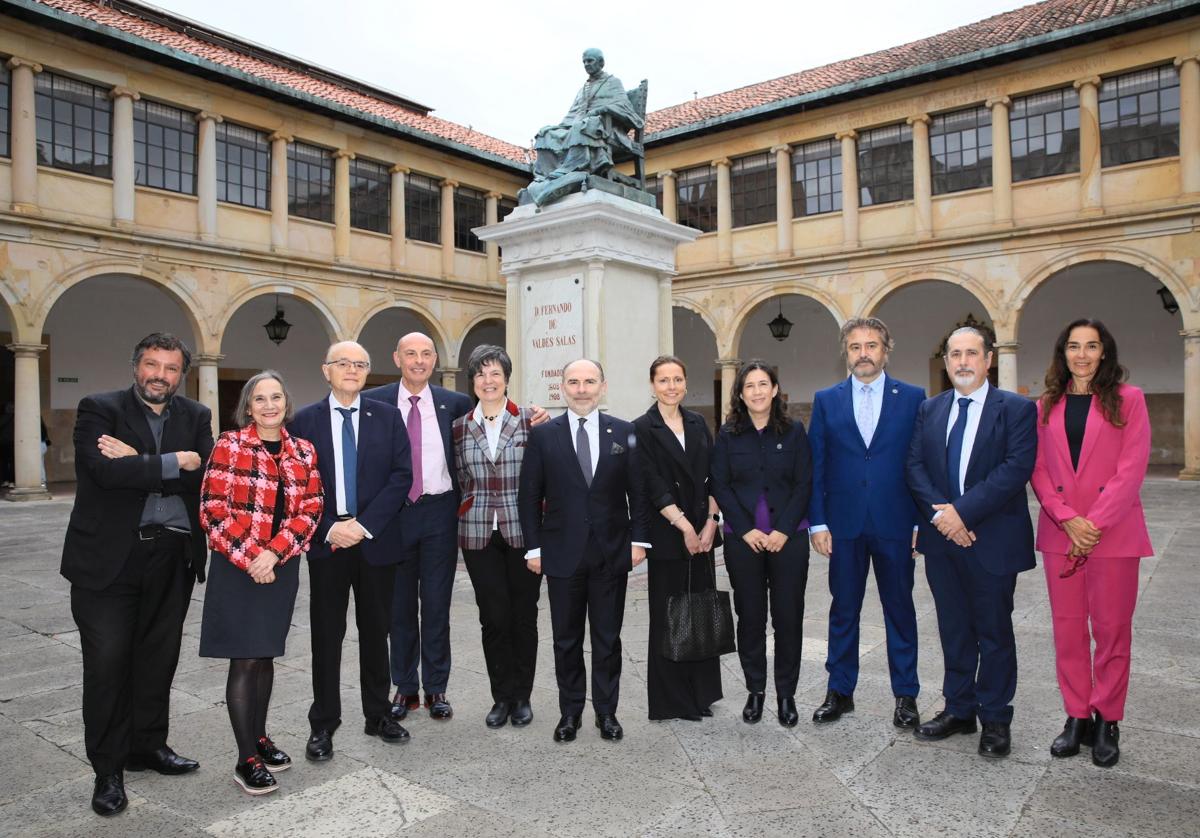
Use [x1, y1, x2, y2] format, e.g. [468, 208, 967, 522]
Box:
[0, 479, 1197, 837]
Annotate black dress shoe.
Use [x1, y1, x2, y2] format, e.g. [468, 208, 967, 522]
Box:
[485, 702, 511, 728]
[743, 692, 765, 724]
[510, 700, 533, 727]
[913, 710, 978, 741]
[305, 729, 334, 761]
[365, 716, 411, 743]
[125, 745, 199, 775]
[777, 696, 799, 727]
[256, 735, 291, 772]
[979, 721, 1011, 758]
[553, 714, 582, 742]
[595, 713, 624, 740]
[233, 756, 278, 796]
[812, 689, 854, 724]
[699, 707, 713, 718]
[1092, 712, 1120, 768]
[426, 693, 453, 720]
[389, 691, 419, 721]
[1050, 716, 1093, 758]
[893, 696, 920, 729]
[91, 773, 127, 817]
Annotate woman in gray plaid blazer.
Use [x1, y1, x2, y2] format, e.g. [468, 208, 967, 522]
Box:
[452, 345, 543, 730]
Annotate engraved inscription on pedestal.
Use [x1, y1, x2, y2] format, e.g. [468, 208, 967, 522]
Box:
[521, 275, 583, 408]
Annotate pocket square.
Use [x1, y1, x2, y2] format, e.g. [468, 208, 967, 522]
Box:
[610, 442, 625, 455]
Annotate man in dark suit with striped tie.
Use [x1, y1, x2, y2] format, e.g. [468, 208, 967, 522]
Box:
[289, 341, 413, 761]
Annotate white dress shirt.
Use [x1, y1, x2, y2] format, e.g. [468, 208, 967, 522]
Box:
[327, 393, 372, 539]
[945, 379, 990, 497]
[472, 401, 507, 531]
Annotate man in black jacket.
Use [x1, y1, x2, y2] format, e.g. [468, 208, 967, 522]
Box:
[61, 333, 214, 816]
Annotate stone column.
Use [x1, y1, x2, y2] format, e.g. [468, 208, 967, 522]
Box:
[389, 164, 408, 269]
[660, 170, 677, 222]
[6, 57, 41, 214]
[1074, 76, 1103, 214]
[194, 353, 223, 439]
[994, 341, 1019, 394]
[505, 271, 521, 402]
[714, 158, 732, 264]
[440, 179, 458, 278]
[1182, 329, 1200, 480]
[717, 358, 741, 424]
[658, 274, 673, 355]
[485, 191, 501, 283]
[269, 132, 291, 251]
[772, 145, 793, 255]
[585, 258, 607, 369]
[909, 113, 932, 239]
[837, 130, 859, 248]
[5, 343, 50, 500]
[195, 111, 221, 241]
[440, 367, 460, 392]
[1176, 56, 1200, 197]
[988, 96, 1013, 226]
[333, 149, 353, 262]
[110, 87, 139, 228]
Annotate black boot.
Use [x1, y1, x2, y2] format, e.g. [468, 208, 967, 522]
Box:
[1050, 716, 1092, 758]
[1092, 712, 1120, 768]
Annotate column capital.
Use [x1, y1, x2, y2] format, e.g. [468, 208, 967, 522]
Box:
[333, 149, 355, 160]
[1174, 54, 1200, 68]
[712, 157, 731, 168]
[993, 341, 1020, 353]
[390, 163, 410, 175]
[485, 191, 503, 201]
[906, 113, 931, 127]
[835, 129, 858, 142]
[986, 96, 1012, 109]
[268, 131, 292, 143]
[440, 178, 459, 189]
[770, 144, 791, 155]
[5, 57, 42, 73]
[1182, 328, 1200, 341]
[1073, 75, 1101, 90]
[109, 86, 140, 102]
[4, 343, 47, 358]
[586, 257, 610, 269]
[195, 110, 223, 124]
[658, 169, 675, 179]
[715, 358, 742, 369]
[193, 353, 225, 365]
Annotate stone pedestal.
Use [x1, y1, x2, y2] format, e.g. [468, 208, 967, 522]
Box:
[475, 190, 698, 420]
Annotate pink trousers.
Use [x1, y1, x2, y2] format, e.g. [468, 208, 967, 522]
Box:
[1043, 553, 1140, 721]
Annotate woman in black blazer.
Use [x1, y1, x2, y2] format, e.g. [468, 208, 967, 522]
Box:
[710, 360, 812, 727]
[634, 355, 724, 721]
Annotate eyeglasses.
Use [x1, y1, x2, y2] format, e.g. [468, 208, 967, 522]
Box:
[1059, 553, 1090, 578]
[323, 359, 371, 372]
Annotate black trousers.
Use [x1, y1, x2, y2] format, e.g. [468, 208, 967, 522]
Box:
[70, 531, 193, 776]
[724, 536, 809, 697]
[463, 531, 543, 703]
[545, 542, 627, 716]
[307, 545, 396, 732]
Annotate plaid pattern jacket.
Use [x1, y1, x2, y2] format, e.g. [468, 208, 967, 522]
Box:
[453, 401, 531, 550]
[200, 425, 324, 572]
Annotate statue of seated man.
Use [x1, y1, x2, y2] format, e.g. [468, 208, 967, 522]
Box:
[533, 48, 643, 182]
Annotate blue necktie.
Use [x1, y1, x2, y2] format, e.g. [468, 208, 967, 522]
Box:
[336, 406, 358, 515]
[946, 397, 972, 501]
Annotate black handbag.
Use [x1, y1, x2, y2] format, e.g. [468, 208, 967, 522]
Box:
[660, 550, 736, 662]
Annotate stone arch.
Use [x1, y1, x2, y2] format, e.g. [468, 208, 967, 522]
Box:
[455, 311, 506, 363]
[860, 265, 1001, 326]
[350, 298, 451, 361]
[728, 284, 845, 360]
[671, 296, 721, 349]
[215, 282, 341, 349]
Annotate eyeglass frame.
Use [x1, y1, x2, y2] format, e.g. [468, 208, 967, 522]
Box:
[322, 359, 371, 372]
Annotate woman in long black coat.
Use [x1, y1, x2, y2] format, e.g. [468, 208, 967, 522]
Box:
[634, 355, 724, 721]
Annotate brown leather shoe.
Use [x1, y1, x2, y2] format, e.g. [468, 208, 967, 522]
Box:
[425, 693, 453, 720]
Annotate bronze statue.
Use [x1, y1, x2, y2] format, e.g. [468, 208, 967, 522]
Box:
[521, 49, 650, 208]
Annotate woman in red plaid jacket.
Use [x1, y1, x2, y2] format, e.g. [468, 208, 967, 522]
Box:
[198, 371, 323, 796]
[452, 345, 542, 730]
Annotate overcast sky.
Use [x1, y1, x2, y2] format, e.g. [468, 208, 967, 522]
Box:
[147, 0, 1033, 145]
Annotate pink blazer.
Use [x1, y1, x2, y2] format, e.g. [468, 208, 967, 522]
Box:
[1030, 383, 1152, 558]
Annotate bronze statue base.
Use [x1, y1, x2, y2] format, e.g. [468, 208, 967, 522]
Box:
[519, 172, 657, 210]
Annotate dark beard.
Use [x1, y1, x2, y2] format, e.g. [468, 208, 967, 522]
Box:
[135, 381, 176, 405]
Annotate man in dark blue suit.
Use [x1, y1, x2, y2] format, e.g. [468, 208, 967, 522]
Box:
[289, 341, 413, 761]
[808, 317, 925, 729]
[906, 326, 1037, 759]
[517, 359, 650, 743]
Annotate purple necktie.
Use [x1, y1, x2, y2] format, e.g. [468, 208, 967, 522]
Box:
[407, 395, 423, 502]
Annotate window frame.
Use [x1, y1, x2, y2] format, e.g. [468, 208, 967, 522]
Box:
[215, 120, 270, 210]
[453, 184, 487, 252]
[791, 137, 843, 217]
[34, 70, 112, 179]
[405, 172, 441, 244]
[675, 164, 717, 233]
[0, 63, 10, 159]
[287, 139, 334, 223]
[1009, 86, 1081, 183]
[1098, 64, 1180, 168]
[348, 156, 390, 234]
[857, 123, 913, 207]
[730, 152, 776, 228]
[930, 105, 993, 195]
[133, 97, 197, 195]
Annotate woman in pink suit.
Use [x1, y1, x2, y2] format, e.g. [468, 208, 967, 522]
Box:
[1031, 319, 1151, 768]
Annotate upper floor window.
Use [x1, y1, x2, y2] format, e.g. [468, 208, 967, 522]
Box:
[349, 157, 390, 233]
[0, 64, 10, 158]
[35, 71, 111, 178]
[405, 172, 441, 244]
[1010, 87, 1080, 182]
[857, 123, 912, 206]
[931, 106, 992, 195]
[792, 137, 842, 217]
[288, 141, 333, 222]
[1099, 65, 1180, 167]
[133, 99, 196, 194]
[454, 185, 486, 252]
[645, 174, 663, 212]
[216, 121, 269, 209]
[676, 164, 717, 233]
[730, 152, 776, 227]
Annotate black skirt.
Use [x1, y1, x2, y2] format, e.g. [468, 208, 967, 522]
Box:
[199, 549, 300, 659]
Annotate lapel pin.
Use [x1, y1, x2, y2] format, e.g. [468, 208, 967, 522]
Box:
[777, 443, 783, 449]
[365, 411, 373, 417]
[606, 427, 612, 434]
[892, 388, 898, 394]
